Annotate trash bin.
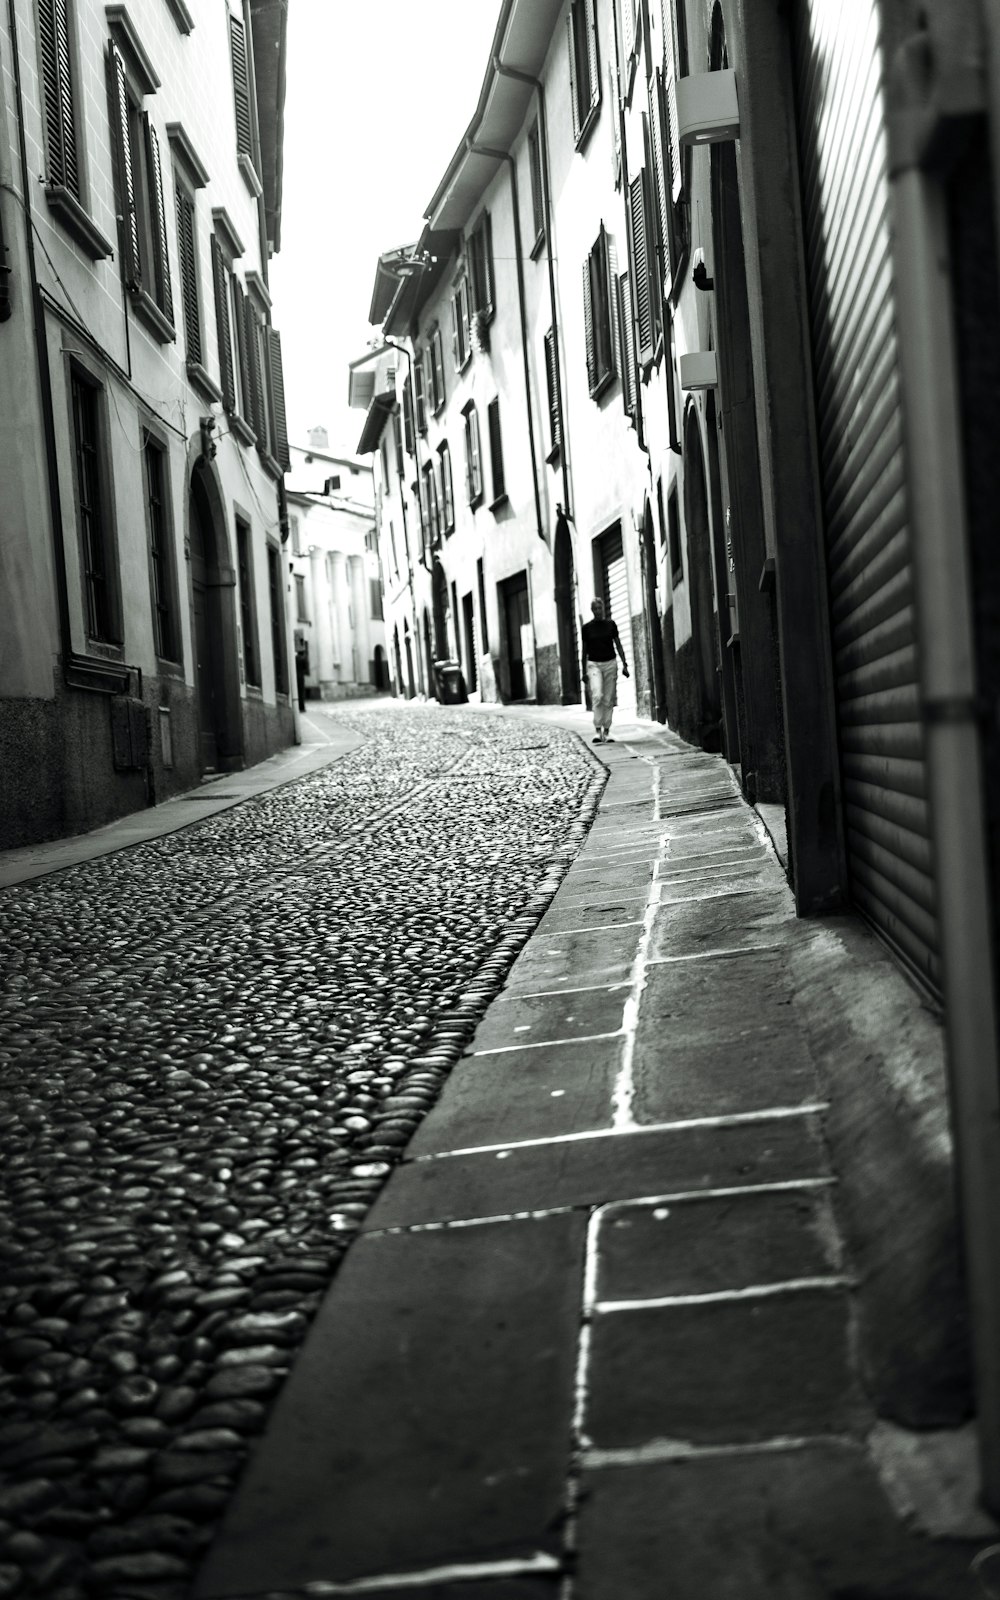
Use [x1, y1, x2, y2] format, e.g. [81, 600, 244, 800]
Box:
[433, 660, 468, 704]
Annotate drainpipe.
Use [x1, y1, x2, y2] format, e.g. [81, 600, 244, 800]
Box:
[465, 135, 544, 548]
[378, 338, 427, 693]
[492, 58, 571, 524]
[887, 27, 1000, 1514]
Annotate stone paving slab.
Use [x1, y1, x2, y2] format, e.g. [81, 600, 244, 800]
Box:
[534, 893, 651, 934]
[584, 1287, 867, 1448]
[503, 923, 644, 991]
[406, 1037, 627, 1155]
[560, 859, 654, 893]
[635, 948, 793, 1040]
[632, 1023, 819, 1121]
[657, 866, 777, 902]
[649, 887, 795, 957]
[346, 1580, 561, 1600]
[363, 1115, 830, 1229]
[594, 1188, 841, 1301]
[470, 985, 630, 1053]
[194, 1214, 587, 1596]
[573, 1445, 985, 1599]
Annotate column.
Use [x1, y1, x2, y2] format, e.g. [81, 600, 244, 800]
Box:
[308, 546, 335, 697]
[349, 554, 372, 687]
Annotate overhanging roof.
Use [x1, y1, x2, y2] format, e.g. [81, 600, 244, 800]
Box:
[424, 0, 566, 232]
[356, 394, 396, 456]
[369, 245, 419, 325]
[382, 229, 460, 337]
[347, 346, 398, 411]
[250, 0, 288, 254]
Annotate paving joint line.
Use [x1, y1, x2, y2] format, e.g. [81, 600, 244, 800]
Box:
[592, 1276, 856, 1313]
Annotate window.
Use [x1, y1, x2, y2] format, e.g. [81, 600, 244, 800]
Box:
[438, 442, 455, 533]
[487, 398, 506, 507]
[628, 164, 661, 367]
[144, 436, 179, 661]
[109, 43, 174, 338]
[422, 461, 440, 545]
[668, 483, 683, 587]
[267, 545, 287, 695]
[583, 226, 620, 399]
[452, 278, 471, 369]
[413, 351, 427, 434]
[392, 408, 403, 472]
[38, 0, 111, 257]
[468, 212, 494, 320]
[175, 186, 202, 365]
[527, 122, 544, 250]
[70, 370, 119, 644]
[620, 0, 637, 63]
[477, 557, 489, 650]
[463, 403, 483, 505]
[428, 327, 446, 414]
[370, 580, 384, 621]
[295, 573, 308, 622]
[544, 327, 562, 461]
[655, 0, 692, 299]
[402, 379, 415, 455]
[236, 518, 260, 686]
[238, 292, 290, 469]
[290, 514, 301, 556]
[568, 0, 600, 144]
[229, 6, 260, 195]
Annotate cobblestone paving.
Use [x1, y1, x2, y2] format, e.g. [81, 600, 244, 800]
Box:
[0, 708, 602, 1600]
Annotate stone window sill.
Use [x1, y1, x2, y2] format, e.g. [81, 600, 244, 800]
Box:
[45, 187, 114, 260]
[187, 360, 222, 405]
[130, 287, 175, 344]
[238, 154, 263, 199]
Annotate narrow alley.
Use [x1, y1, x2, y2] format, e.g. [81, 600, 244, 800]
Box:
[1, 706, 995, 1599]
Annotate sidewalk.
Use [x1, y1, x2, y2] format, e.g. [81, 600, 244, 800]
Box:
[192, 710, 997, 1599]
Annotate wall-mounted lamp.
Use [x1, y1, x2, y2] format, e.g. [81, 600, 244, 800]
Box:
[679, 351, 718, 390]
[692, 248, 714, 292]
[677, 69, 740, 144]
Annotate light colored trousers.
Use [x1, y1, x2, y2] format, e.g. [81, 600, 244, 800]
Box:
[587, 659, 618, 731]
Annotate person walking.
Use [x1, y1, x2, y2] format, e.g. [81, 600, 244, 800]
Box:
[581, 597, 629, 743]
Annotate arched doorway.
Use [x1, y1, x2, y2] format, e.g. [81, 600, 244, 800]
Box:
[393, 626, 404, 698]
[423, 609, 436, 699]
[403, 623, 415, 699]
[705, 391, 742, 766]
[640, 501, 668, 724]
[683, 406, 723, 748]
[554, 511, 580, 704]
[188, 462, 241, 773]
[431, 561, 449, 659]
[373, 644, 390, 692]
[710, 1, 786, 802]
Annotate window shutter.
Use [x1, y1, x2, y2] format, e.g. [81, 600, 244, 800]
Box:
[211, 237, 236, 410]
[622, 0, 634, 62]
[230, 13, 253, 156]
[433, 328, 445, 408]
[244, 298, 265, 442]
[567, 14, 581, 141]
[110, 46, 140, 289]
[233, 277, 253, 418]
[483, 213, 494, 312]
[267, 328, 290, 469]
[441, 446, 454, 529]
[470, 411, 482, 498]
[39, 0, 79, 195]
[403, 379, 414, 455]
[606, 233, 620, 381]
[529, 125, 544, 240]
[619, 272, 637, 419]
[414, 356, 426, 433]
[583, 255, 596, 394]
[585, 0, 600, 114]
[649, 71, 672, 297]
[544, 328, 562, 454]
[176, 190, 200, 360]
[629, 173, 653, 363]
[145, 120, 173, 323]
[451, 294, 460, 367]
[663, 6, 682, 206]
[488, 399, 504, 500]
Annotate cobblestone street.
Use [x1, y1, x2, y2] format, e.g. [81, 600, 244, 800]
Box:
[0, 707, 602, 1600]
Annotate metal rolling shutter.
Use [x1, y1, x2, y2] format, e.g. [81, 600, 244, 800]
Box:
[599, 527, 636, 714]
[793, 0, 940, 994]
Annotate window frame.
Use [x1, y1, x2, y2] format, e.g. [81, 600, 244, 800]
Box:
[582, 225, 620, 401]
[108, 38, 174, 343]
[462, 402, 483, 507]
[567, 0, 601, 149]
[37, 0, 113, 258]
[667, 481, 684, 588]
[467, 212, 494, 323]
[527, 121, 545, 254]
[452, 276, 471, 371]
[235, 515, 261, 688]
[438, 440, 455, 534]
[68, 360, 123, 650]
[487, 397, 506, 509]
[142, 427, 182, 666]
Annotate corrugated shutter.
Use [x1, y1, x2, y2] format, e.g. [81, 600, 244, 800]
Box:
[599, 526, 636, 714]
[229, 14, 253, 157]
[544, 328, 563, 454]
[145, 120, 173, 323]
[176, 189, 200, 361]
[629, 174, 653, 363]
[793, 0, 940, 995]
[211, 236, 236, 411]
[267, 328, 290, 469]
[110, 45, 140, 289]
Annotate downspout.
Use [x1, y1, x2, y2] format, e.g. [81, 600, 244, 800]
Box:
[887, 27, 1000, 1513]
[492, 57, 571, 523]
[379, 338, 427, 693]
[465, 135, 544, 546]
[383, 335, 429, 571]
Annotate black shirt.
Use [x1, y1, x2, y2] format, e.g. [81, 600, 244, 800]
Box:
[582, 617, 621, 663]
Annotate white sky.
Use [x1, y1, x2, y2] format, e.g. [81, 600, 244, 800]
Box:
[268, 2, 504, 459]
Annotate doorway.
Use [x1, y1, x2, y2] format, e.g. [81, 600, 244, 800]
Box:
[595, 524, 636, 716]
[373, 644, 390, 691]
[188, 463, 240, 774]
[640, 502, 667, 723]
[554, 513, 581, 704]
[432, 562, 449, 659]
[499, 571, 533, 701]
[683, 406, 723, 748]
[462, 592, 478, 693]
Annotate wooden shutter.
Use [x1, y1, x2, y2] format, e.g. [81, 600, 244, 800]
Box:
[663, 5, 682, 206]
[649, 71, 672, 297]
[567, 13, 581, 140]
[451, 293, 461, 367]
[233, 277, 253, 418]
[622, 0, 635, 62]
[529, 125, 544, 240]
[414, 356, 426, 433]
[544, 327, 562, 453]
[433, 328, 445, 408]
[244, 298, 265, 442]
[629, 174, 653, 363]
[619, 272, 637, 419]
[402, 378, 414, 455]
[606, 234, 620, 382]
[488, 399, 504, 500]
[583, 254, 596, 393]
[230, 14, 253, 156]
[267, 328, 290, 469]
[211, 237, 236, 410]
[110, 46, 140, 289]
[39, 0, 79, 195]
[585, 0, 600, 116]
[176, 189, 200, 360]
[145, 120, 173, 322]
